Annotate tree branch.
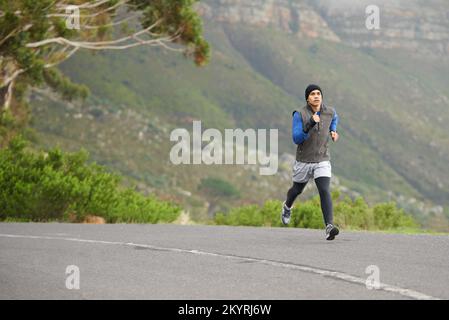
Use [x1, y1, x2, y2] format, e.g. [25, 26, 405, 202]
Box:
[1, 68, 25, 88]
[48, 0, 128, 19]
[56, 0, 113, 10]
[44, 46, 80, 68]
[83, 13, 139, 29]
[26, 19, 163, 48]
[0, 24, 33, 47]
[3, 78, 15, 111]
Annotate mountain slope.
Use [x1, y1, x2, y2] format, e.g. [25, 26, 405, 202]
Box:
[29, 1, 449, 229]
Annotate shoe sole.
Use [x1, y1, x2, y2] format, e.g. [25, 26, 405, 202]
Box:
[326, 227, 339, 241]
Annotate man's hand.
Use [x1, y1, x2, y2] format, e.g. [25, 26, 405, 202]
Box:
[304, 112, 320, 133]
[330, 131, 339, 142]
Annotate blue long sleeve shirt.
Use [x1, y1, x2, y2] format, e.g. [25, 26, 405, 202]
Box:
[292, 109, 339, 145]
[292, 111, 309, 145]
[330, 110, 339, 132]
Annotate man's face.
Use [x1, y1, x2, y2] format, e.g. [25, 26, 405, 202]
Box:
[307, 90, 322, 108]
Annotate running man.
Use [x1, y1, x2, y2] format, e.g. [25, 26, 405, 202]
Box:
[281, 84, 340, 240]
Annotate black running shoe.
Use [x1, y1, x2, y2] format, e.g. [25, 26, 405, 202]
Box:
[325, 224, 339, 240]
[281, 202, 292, 225]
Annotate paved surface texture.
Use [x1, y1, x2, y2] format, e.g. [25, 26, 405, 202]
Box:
[1, 223, 448, 300]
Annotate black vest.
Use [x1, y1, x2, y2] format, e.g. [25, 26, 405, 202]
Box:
[295, 104, 335, 163]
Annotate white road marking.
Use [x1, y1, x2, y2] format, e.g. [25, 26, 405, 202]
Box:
[0, 233, 440, 300]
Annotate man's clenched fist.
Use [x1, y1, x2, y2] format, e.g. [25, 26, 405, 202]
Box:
[330, 131, 339, 142]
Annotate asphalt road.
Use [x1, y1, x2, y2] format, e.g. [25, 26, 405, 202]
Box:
[1, 223, 448, 300]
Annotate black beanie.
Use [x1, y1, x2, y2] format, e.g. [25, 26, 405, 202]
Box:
[305, 84, 323, 101]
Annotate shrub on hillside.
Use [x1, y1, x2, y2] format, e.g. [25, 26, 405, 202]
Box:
[214, 191, 419, 231]
[0, 136, 180, 223]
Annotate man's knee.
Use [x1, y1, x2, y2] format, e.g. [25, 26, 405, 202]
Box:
[291, 182, 306, 195]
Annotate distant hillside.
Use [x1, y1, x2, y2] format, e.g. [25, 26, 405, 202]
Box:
[29, 0, 449, 230]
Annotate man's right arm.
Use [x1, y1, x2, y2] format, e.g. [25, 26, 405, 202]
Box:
[292, 111, 310, 145]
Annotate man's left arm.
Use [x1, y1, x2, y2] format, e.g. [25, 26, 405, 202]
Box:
[330, 109, 339, 142]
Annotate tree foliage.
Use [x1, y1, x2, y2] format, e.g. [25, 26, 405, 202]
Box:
[0, 0, 209, 122]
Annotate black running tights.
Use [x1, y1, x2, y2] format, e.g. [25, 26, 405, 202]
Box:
[285, 177, 333, 226]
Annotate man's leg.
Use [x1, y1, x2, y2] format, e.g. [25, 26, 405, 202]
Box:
[315, 176, 339, 240]
[313, 161, 338, 240]
[281, 181, 308, 225]
[314, 177, 333, 226]
[286, 182, 308, 208]
[283, 161, 311, 225]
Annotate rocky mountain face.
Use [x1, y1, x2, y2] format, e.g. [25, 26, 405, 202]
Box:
[197, 0, 341, 42]
[197, 0, 449, 59]
[313, 0, 449, 58]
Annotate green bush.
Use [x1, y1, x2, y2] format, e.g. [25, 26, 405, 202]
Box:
[334, 196, 373, 229]
[214, 191, 419, 231]
[214, 201, 281, 227]
[0, 136, 181, 223]
[293, 198, 323, 229]
[372, 202, 418, 230]
[260, 200, 285, 227]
